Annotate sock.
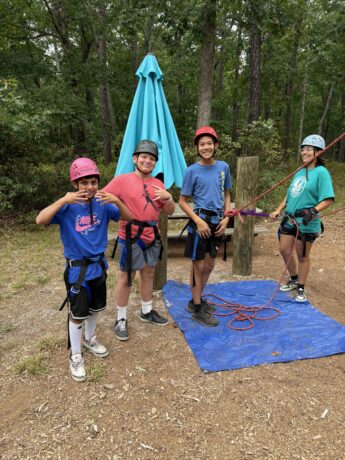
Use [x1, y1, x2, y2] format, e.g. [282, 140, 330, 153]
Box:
[84, 311, 99, 341]
[193, 303, 202, 313]
[141, 300, 153, 314]
[298, 283, 305, 290]
[291, 275, 298, 281]
[117, 306, 127, 321]
[69, 320, 82, 355]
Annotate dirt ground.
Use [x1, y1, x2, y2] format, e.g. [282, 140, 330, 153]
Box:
[1, 216, 345, 460]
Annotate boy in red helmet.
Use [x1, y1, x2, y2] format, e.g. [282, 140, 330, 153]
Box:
[179, 126, 232, 326]
[36, 158, 131, 382]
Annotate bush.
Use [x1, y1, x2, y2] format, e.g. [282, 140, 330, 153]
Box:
[238, 118, 283, 167]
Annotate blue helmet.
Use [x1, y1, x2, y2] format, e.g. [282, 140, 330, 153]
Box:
[301, 134, 325, 150]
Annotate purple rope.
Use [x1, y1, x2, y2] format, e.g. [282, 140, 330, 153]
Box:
[240, 210, 270, 218]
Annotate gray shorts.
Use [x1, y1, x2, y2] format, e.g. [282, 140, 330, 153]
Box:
[118, 239, 161, 272]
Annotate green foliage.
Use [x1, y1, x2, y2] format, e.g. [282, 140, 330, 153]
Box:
[0, 0, 344, 220]
[238, 118, 283, 167]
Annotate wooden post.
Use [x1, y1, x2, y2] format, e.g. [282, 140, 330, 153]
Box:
[153, 212, 168, 290]
[232, 156, 259, 275]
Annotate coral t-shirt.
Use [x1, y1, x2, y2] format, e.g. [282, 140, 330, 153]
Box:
[103, 172, 165, 244]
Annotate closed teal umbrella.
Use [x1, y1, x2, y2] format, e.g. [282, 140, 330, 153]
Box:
[115, 54, 187, 188]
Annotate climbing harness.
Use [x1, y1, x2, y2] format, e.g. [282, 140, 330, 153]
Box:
[112, 220, 163, 287]
[60, 253, 106, 348]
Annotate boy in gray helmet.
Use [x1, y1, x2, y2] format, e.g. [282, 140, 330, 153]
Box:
[102, 140, 175, 340]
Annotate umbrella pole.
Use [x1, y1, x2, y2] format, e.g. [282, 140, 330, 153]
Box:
[153, 213, 168, 290]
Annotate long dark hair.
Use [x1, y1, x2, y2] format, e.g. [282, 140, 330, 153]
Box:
[315, 148, 325, 167]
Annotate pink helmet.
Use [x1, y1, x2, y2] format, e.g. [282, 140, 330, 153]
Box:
[70, 157, 100, 182]
[193, 125, 219, 145]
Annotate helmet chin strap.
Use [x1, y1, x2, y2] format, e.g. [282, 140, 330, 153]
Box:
[135, 164, 150, 175]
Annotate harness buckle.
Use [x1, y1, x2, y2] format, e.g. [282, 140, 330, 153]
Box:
[69, 286, 80, 296]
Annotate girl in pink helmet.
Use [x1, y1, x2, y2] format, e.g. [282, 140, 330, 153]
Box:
[36, 158, 131, 382]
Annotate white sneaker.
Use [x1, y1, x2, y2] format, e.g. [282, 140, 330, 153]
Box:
[69, 353, 86, 382]
[295, 287, 307, 303]
[83, 336, 108, 357]
[280, 279, 299, 291]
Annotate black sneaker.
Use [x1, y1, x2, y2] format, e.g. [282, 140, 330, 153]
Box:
[201, 299, 216, 313]
[186, 300, 215, 314]
[192, 309, 218, 327]
[114, 319, 129, 341]
[295, 287, 307, 303]
[140, 310, 168, 325]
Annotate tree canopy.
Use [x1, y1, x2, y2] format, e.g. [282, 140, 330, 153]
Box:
[1, 0, 344, 213]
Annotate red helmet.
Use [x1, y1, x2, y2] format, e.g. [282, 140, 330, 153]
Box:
[193, 126, 219, 145]
[70, 157, 100, 182]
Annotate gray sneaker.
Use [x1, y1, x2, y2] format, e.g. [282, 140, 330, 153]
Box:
[114, 319, 129, 341]
[186, 300, 215, 314]
[280, 279, 299, 291]
[295, 287, 307, 303]
[192, 309, 218, 327]
[83, 336, 108, 357]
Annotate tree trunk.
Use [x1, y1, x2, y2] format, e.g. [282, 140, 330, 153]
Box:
[232, 25, 242, 141]
[297, 70, 308, 160]
[197, 0, 217, 128]
[232, 156, 259, 275]
[338, 94, 345, 162]
[248, 16, 261, 124]
[318, 82, 335, 136]
[96, 3, 116, 164]
[283, 15, 303, 152]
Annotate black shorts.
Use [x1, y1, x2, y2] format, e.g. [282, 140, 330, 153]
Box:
[184, 222, 223, 261]
[279, 223, 318, 243]
[69, 276, 107, 320]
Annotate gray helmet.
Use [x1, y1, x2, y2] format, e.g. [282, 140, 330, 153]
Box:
[133, 140, 158, 160]
[301, 134, 325, 150]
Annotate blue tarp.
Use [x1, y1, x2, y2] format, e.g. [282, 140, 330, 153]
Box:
[162, 280, 345, 372]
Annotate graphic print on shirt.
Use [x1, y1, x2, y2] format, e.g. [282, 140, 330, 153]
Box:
[218, 170, 225, 208]
[75, 213, 100, 234]
[290, 176, 307, 198]
[142, 182, 158, 212]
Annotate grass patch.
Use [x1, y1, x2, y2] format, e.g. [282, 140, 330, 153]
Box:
[0, 225, 62, 299]
[15, 355, 48, 375]
[0, 322, 14, 334]
[86, 362, 106, 382]
[37, 274, 50, 285]
[38, 336, 64, 352]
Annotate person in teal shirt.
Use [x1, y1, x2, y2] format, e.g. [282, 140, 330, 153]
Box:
[270, 134, 334, 302]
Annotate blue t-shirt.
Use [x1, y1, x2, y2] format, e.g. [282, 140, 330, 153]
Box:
[286, 166, 334, 233]
[181, 161, 232, 224]
[51, 199, 120, 283]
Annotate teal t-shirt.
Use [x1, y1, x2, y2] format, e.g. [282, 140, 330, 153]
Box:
[285, 166, 334, 233]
